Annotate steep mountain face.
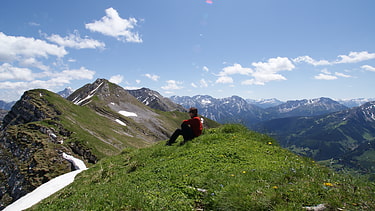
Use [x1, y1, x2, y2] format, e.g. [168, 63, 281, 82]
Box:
[170, 95, 265, 125]
[0, 90, 79, 209]
[1, 79, 209, 208]
[127, 88, 186, 112]
[252, 101, 375, 173]
[265, 97, 348, 118]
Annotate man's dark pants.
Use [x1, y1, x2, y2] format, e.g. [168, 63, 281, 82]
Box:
[166, 123, 195, 145]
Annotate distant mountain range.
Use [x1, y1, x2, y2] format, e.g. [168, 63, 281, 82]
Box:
[253, 102, 375, 174]
[170, 95, 350, 126]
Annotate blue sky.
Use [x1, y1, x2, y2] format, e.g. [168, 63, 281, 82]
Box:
[1, 0, 375, 102]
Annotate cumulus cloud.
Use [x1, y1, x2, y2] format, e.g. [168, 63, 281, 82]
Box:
[45, 31, 105, 49]
[0, 63, 34, 81]
[216, 57, 294, 86]
[143, 73, 160, 81]
[334, 72, 351, 78]
[0, 32, 67, 62]
[216, 76, 233, 84]
[293, 56, 331, 66]
[109, 75, 124, 84]
[202, 66, 209, 72]
[293, 51, 375, 66]
[335, 51, 375, 64]
[0, 66, 95, 101]
[314, 68, 352, 80]
[85, 7, 142, 43]
[161, 80, 183, 90]
[314, 73, 337, 80]
[218, 63, 252, 76]
[248, 57, 295, 85]
[361, 65, 375, 72]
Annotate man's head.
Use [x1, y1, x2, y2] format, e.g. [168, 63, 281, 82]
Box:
[188, 107, 198, 117]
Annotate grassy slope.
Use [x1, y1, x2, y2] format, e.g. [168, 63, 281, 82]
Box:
[31, 124, 374, 210]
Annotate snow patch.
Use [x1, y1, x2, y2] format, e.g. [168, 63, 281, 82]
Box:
[201, 99, 211, 105]
[62, 153, 87, 170]
[115, 119, 127, 126]
[4, 153, 87, 211]
[73, 81, 104, 105]
[119, 110, 138, 117]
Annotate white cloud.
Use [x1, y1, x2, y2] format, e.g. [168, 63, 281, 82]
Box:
[249, 57, 295, 85]
[314, 73, 337, 80]
[293, 56, 331, 66]
[216, 57, 294, 86]
[216, 76, 233, 84]
[161, 80, 183, 90]
[0, 66, 95, 101]
[202, 66, 209, 72]
[19, 57, 49, 71]
[218, 63, 252, 76]
[200, 79, 208, 87]
[58, 67, 95, 80]
[334, 72, 351, 78]
[109, 75, 124, 84]
[335, 51, 375, 64]
[294, 51, 375, 66]
[143, 73, 160, 81]
[0, 32, 67, 62]
[0, 63, 34, 81]
[46, 31, 105, 49]
[135, 79, 141, 84]
[85, 8, 142, 43]
[191, 82, 197, 88]
[361, 65, 375, 72]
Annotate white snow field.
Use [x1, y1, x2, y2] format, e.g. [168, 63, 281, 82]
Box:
[4, 153, 87, 211]
[119, 110, 138, 117]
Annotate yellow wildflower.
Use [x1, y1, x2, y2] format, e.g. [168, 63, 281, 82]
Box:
[272, 186, 278, 189]
[324, 182, 334, 187]
[268, 142, 272, 145]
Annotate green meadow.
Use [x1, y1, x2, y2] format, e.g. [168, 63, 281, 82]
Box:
[31, 124, 374, 210]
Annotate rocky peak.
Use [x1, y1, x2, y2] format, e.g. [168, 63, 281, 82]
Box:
[127, 88, 186, 112]
[1, 90, 62, 129]
[57, 87, 75, 98]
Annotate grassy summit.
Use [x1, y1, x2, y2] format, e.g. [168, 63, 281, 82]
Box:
[32, 124, 374, 210]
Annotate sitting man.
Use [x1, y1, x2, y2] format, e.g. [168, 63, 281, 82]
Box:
[166, 107, 203, 146]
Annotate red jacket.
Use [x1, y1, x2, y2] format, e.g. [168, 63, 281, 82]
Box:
[183, 116, 203, 137]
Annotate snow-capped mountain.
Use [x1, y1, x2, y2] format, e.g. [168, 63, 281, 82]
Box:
[170, 95, 351, 126]
[170, 95, 265, 125]
[337, 98, 375, 108]
[246, 98, 284, 108]
[265, 97, 348, 118]
[57, 87, 75, 98]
